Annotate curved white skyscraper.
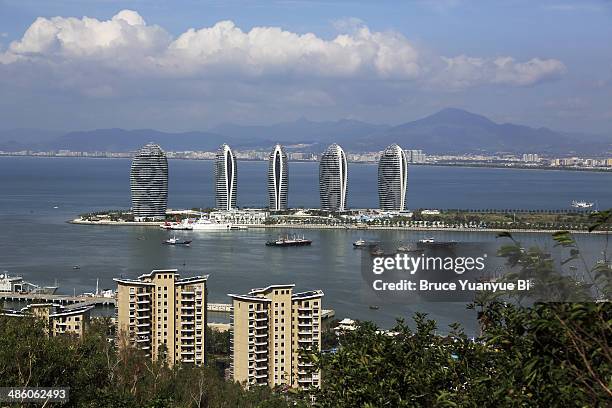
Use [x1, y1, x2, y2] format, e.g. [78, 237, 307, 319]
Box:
[378, 144, 408, 211]
[130, 143, 168, 221]
[215, 144, 237, 211]
[319, 143, 348, 212]
[267, 144, 288, 211]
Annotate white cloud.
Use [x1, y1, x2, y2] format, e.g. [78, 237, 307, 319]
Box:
[0, 9, 566, 91]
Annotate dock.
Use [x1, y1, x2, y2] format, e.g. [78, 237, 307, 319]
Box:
[0, 293, 335, 318]
[0, 292, 115, 307]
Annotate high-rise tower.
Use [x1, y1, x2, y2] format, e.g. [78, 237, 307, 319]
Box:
[214, 144, 237, 211]
[378, 144, 408, 211]
[130, 143, 168, 221]
[267, 144, 288, 211]
[319, 143, 348, 212]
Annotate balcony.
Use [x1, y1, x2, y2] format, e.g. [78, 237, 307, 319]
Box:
[254, 340, 267, 346]
[136, 330, 150, 336]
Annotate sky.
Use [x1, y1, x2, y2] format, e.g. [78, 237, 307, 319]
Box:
[0, 0, 611, 134]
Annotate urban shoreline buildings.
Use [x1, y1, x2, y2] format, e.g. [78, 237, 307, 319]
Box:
[229, 284, 323, 389]
[268, 144, 289, 211]
[378, 144, 408, 211]
[114, 269, 209, 366]
[130, 143, 169, 221]
[319, 143, 348, 212]
[215, 144, 238, 211]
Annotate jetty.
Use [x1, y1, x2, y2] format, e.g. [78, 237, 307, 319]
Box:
[0, 293, 336, 319]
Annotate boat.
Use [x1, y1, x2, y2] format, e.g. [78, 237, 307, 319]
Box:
[572, 200, 594, 209]
[163, 236, 192, 246]
[369, 305, 380, 310]
[160, 221, 193, 230]
[0, 272, 58, 294]
[73, 265, 80, 270]
[189, 218, 232, 231]
[266, 235, 312, 247]
[370, 247, 384, 256]
[418, 237, 435, 243]
[397, 244, 421, 253]
[230, 225, 248, 230]
[353, 239, 379, 248]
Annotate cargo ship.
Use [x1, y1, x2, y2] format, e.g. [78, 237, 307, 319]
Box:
[266, 235, 312, 247]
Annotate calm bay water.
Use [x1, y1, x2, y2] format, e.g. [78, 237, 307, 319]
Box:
[1, 156, 611, 334]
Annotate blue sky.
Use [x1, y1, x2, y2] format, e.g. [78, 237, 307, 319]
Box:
[0, 0, 610, 134]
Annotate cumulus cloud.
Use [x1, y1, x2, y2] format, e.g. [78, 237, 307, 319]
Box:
[0, 9, 565, 90]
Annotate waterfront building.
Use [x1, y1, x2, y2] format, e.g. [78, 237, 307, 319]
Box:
[209, 209, 269, 225]
[378, 144, 408, 211]
[114, 269, 208, 366]
[319, 143, 348, 212]
[406, 149, 426, 164]
[2, 303, 93, 337]
[267, 144, 289, 211]
[228, 284, 323, 389]
[215, 144, 238, 211]
[522, 153, 540, 163]
[130, 143, 169, 221]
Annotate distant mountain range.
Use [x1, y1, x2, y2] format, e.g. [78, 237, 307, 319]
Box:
[1, 108, 609, 155]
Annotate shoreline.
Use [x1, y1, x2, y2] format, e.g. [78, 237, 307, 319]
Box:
[3, 155, 612, 173]
[68, 219, 607, 234]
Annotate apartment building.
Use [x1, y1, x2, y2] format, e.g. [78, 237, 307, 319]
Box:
[114, 269, 208, 366]
[1, 303, 92, 337]
[229, 284, 323, 389]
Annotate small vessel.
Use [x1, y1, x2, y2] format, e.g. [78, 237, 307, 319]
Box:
[266, 235, 312, 247]
[370, 247, 384, 256]
[418, 237, 435, 243]
[353, 239, 379, 248]
[369, 305, 380, 310]
[230, 225, 248, 231]
[163, 236, 192, 246]
[73, 265, 80, 270]
[572, 200, 594, 209]
[397, 244, 421, 253]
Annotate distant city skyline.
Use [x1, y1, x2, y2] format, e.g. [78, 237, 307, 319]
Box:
[0, 1, 611, 134]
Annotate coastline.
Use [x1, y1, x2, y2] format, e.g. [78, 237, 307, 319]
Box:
[4, 154, 612, 173]
[68, 219, 607, 234]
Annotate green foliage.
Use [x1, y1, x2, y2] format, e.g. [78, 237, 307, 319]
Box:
[0, 317, 295, 408]
[314, 303, 611, 407]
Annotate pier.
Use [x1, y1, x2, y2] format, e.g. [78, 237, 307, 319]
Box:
[0, 292, 115, 307]
[0, 293, 336, 318]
